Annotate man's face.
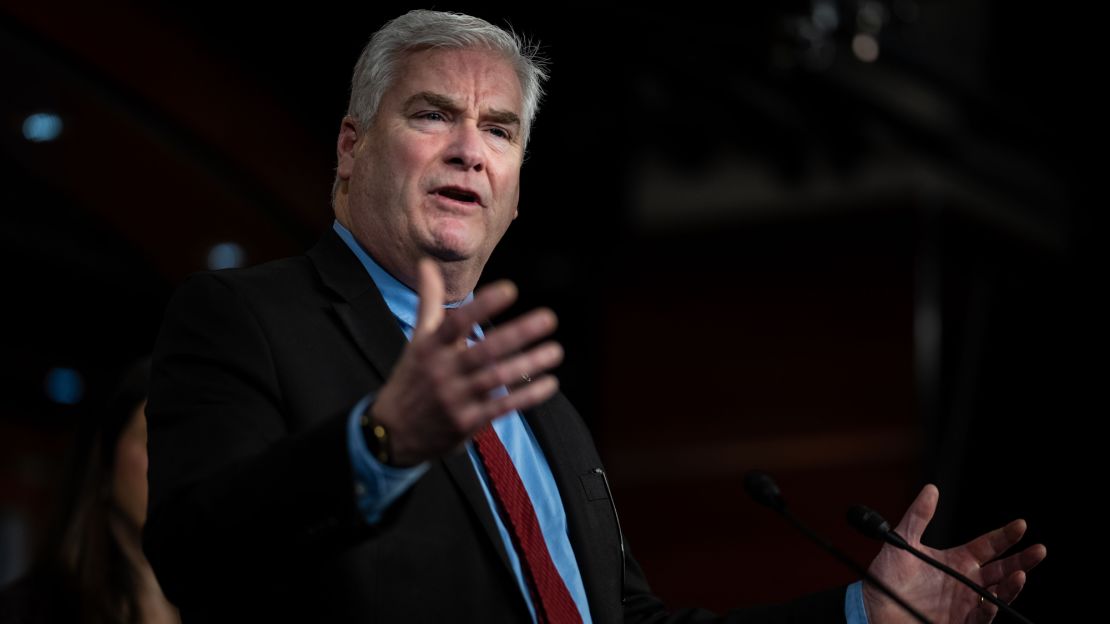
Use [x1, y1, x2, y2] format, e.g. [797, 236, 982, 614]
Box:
[337, 47, 525, 288]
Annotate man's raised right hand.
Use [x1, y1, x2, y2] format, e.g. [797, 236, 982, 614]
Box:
[370, 258, 564, 466]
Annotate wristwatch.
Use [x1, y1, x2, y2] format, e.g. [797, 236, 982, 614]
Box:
[359, 400, 393, 466]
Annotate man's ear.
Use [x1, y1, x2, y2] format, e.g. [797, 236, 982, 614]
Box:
[336, 116, 361, 181]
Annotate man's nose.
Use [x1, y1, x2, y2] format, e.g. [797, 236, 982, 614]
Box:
[444, 123, 485, 173]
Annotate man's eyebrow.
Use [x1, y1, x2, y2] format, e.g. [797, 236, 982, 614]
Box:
[403, 91, 521, 127]
[485, 108, 520, 127]
[403, 91, 460, 112]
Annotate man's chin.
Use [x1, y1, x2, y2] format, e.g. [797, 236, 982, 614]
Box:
[423, 229, 479, 264]
[428, 248, 468, 263]
[423, 238, 475, 264]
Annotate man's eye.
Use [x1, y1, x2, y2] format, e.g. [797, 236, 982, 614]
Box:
[487, 126, 512, 140]
[417, 111, 448, 122]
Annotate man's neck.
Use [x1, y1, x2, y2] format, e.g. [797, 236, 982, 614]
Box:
[375, 252, 477, 303]
[331, 217, 479, 302]
[433, 258, 481, 303]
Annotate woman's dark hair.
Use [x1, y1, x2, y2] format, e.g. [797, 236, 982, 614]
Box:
[32, 357, 151, 624]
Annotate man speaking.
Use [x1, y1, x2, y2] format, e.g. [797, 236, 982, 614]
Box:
[144, 9, 1044, 623]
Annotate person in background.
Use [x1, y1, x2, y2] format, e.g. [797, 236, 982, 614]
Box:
[0, 358, 179, 624]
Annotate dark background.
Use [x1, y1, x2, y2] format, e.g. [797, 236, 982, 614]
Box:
[2, 1, 1098, 619]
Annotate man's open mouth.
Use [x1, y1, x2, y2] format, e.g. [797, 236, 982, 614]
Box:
[434, 187, 480, 204]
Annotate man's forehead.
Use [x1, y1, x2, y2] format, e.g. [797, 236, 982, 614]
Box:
[392, 47, 522, 113]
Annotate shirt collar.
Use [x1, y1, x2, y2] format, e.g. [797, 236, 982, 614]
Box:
[332, 220, 473, 332]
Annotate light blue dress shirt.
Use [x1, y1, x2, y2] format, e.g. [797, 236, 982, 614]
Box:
[336, 221, 591, 623]
[335, 220, 866, 624]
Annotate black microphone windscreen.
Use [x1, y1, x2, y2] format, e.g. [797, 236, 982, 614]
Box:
[847, 504, 891, 540]
[743, 470, 784, 512]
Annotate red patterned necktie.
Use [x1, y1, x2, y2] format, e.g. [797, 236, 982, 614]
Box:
[472, 424, 583, 624]
[445, 306, 582, 623]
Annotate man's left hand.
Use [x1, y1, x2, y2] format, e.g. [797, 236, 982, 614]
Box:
[862, 484, 1047, 623]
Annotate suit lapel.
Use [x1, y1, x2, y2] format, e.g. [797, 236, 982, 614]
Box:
[441, 451, 515, 573]
[307, 229, 406, 382]
[524, 399, 623, 624]
[307, 229, 517, 582]
[333, 294, 405, 383]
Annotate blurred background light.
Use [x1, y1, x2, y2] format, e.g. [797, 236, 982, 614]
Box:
[44, 367, 84, 405]
[207, 242, 246, 270]
[22, 112, 63, 143]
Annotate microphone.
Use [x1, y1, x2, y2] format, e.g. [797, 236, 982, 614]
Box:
[743, 471, 931, 624]
[847, 505, 1037, 624]
[742, 470, 784, 512]
[592, 467, 628, 604]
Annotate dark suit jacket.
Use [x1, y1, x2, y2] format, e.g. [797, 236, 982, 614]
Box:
[145, 229, 847, 623]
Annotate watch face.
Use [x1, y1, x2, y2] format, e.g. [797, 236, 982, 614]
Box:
[362, 412, 391, 465]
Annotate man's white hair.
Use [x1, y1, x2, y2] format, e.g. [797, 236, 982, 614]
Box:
[348, 10, 548, 147]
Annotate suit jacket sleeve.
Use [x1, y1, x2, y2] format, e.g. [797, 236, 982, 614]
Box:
[143, 237, 539, 622]
[143, 271, 368, 607]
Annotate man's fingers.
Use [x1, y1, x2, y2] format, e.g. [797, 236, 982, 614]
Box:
[434, 280, 519, 344]
[486, 373, 559, 419]
[969, 599, 998, 624]
[894, 484, 939, 545]
[457, 374, 559, 431]
[992, 570, 1027, 605]
[1020, 543, 1047, 572]
[978, 543, 1046, 587]
[414, 258, 446, 338]
[457, 308, 558, 373]
[465, 341, 563, 395]
[968, 571, 1024, 624]
[964, 519, 1030, 570]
